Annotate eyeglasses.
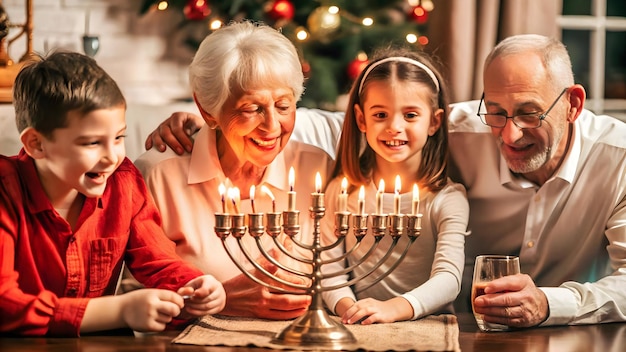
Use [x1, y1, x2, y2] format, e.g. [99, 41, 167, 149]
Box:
[476, 88, 568, 129]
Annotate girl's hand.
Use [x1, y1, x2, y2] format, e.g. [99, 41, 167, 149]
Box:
[341, 296, 413, 325]
[177, 275, 226, 318]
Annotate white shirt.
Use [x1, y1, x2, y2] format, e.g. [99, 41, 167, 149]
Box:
[134, 108, 343, 282]
[320, 177, 470, 320]
[448, 101, 626, 325]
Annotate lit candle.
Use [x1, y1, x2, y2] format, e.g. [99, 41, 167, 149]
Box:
[338, 177, 348, 212]
[218, 183, 226, 213]
[376, 179, 384, 214]
[394, 175, 401, 214]
[358, 185, 365, 215]
[261, 185, 276, 213]
[250, 185, 256, 214]
[311, 172, 324, 209]
[288, 166, 296, 211]
[315, 172, 323, 193]
[228, 187, 240, 214]
[412, 183, 420, 216]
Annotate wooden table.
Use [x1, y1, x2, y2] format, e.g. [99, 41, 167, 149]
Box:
[1, 313, 624, 351]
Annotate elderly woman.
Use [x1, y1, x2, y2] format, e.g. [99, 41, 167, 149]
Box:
[134, 21, 342, 320]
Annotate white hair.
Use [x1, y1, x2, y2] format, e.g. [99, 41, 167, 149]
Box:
[189, 21, 304, 117]
[484, 34, 574, 93]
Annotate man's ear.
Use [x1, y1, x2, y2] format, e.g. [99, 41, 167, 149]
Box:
[566, 84, 586, 123]
[20, 127, 46, 159]
[193, 92, 219, 129]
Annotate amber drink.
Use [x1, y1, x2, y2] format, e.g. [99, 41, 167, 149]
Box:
[471, 255, 520, 332]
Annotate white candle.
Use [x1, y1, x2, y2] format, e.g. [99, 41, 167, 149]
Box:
[412, 183, 420, 215]
[288, 166, 296, 211]
[250, 185, 256, 213]
[338, 177, 348, 212]
[260, 185, 276, 212]
[358, 185, 365, 215]
[228, 187, 240, 214]
[218, 183, 226, 213]
[394, 175, 401, 215]
[311, 172, 324, 209]
[315, 172, 323, 193]
[376, 179, 384, 214]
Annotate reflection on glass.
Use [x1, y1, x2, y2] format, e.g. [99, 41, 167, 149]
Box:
[562, 0, 591, 15]
[562, 29, 591, 94]
[607, 0, 626, 17]
[605, 31, 626, 99]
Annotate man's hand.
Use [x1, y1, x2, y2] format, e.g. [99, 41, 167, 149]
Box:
[145, 112, 204, 154]
[472, 273, 549, 328]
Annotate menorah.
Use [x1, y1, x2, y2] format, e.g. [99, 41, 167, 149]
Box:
[214, 175, 422, 350]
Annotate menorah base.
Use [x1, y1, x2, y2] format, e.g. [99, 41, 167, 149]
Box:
[272, 307, 357, 350]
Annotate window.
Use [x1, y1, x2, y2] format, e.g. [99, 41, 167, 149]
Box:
[558, 0, 626, 121]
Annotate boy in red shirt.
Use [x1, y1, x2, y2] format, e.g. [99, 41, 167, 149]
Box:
[0, 52, 225, 336]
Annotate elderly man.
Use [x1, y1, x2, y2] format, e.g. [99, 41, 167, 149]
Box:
[447, 34, 625, 327]
[147, 34, 626, 328]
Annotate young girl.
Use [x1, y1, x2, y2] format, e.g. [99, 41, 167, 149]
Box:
[321, 48, 470, 325]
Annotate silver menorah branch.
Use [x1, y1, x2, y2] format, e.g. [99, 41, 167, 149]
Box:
[215, 191, 422, 350]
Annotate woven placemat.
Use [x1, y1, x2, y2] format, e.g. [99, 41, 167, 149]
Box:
[172, 314, 460, 351]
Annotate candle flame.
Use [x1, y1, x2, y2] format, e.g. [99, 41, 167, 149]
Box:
[250, 185, 256, 213]
[260, 185, 275, 201]
[413, 183, 419, 200]
[359, 185, 365, 201]
[218, 183, 226, 196]
[341, 177, 348, 194]
[378, 179, 385, 193]
[315, 172, 322, 193]
[228, 187, 241, 214]
[395, 175, 401, 194]
[227, 187, 240, 202]
[288, 167, 295, 191]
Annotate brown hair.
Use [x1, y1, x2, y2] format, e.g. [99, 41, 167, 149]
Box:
[333, 47, 450, 193]
[13, 51, 126, 139]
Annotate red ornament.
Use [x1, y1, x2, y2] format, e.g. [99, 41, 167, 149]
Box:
[184, 0, 211, 21]
[268, 0, 295, 21]
[346, 56, 369, 81]
[409, 5, 429, 24]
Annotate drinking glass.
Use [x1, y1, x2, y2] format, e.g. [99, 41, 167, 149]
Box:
[471, 255, 520, 332]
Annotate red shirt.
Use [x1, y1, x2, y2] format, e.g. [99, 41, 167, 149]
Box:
[0, 150, 204, 336]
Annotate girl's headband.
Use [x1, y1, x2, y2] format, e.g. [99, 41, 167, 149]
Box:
[358, 56, 440, 94]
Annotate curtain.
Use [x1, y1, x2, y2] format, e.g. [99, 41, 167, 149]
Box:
[426, 0, 560, 103]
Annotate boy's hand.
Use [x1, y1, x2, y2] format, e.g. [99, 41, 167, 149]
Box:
[120, 289, 184, 332]
[144, 112, 203, 154]
[177, 275, 226, 318]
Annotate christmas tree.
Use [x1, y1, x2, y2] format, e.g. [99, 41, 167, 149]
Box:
[139, 0, 433, 110]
